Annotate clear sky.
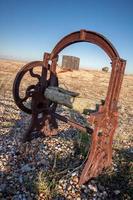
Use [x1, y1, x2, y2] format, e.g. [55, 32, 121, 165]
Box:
[0, 0, 132, 73]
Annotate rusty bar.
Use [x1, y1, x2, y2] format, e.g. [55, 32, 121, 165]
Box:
[52, 112, 93, 134]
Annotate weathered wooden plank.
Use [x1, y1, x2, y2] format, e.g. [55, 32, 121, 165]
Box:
[62, 55, 80, 70]
[44, 87, 91, 113]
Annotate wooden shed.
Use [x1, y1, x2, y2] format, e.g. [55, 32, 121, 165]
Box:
[62, 55, 80, 70]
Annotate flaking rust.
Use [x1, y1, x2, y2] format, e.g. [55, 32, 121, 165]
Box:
[13, 30, 126, 185]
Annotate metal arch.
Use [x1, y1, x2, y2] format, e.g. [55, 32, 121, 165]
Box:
[48, 29, 126, 185]
[50, 29, 120, 61]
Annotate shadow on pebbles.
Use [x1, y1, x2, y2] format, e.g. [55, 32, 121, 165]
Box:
[0, 96, 132, 200]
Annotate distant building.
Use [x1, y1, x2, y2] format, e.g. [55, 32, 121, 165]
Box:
[62, 55, 80, 70]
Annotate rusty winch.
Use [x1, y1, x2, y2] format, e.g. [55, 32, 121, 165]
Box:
[13, 30, 126, 185]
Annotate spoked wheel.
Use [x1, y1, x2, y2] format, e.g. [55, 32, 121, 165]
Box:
[13, 61, 58, 114]
[13, 60, 59, 140]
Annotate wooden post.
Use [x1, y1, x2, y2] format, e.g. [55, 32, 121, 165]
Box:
[44, 87, 92, 113]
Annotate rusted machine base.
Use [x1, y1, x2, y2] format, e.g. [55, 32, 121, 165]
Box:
[13, 30, 126, 185]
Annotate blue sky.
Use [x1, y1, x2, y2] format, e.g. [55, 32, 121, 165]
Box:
[0, 0, 132, 73]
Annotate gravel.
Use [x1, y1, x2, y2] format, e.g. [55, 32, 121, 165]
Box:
[0, 60, 132, 199]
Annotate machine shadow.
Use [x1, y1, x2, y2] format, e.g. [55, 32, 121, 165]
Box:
[1, 100, 132, 199]
[0, 103, 92, 199]
[96, 148, 133, 200]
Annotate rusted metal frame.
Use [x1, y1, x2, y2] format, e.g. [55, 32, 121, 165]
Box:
[22, 92, 47, 141]
[107, 59, 121, 111]
[23, 92, 58, 139]
[79, 126, 99, 184]
[79, 58, 126, 184]
[35, 31, 123, 184]
[43, 52, 50, 67]
[31, 54, 59, 136]
[50, 56, 58, 73]
[110, 59, 126, 110]
[79, 109, 118, 185]
[78, 67, 118, 184]
[104, 60, 118, 110]
[105, 58, 126, 112]
[12, 56, 58, 137]
[12, 29, 126, 186]
[106, 113, 118, 167]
